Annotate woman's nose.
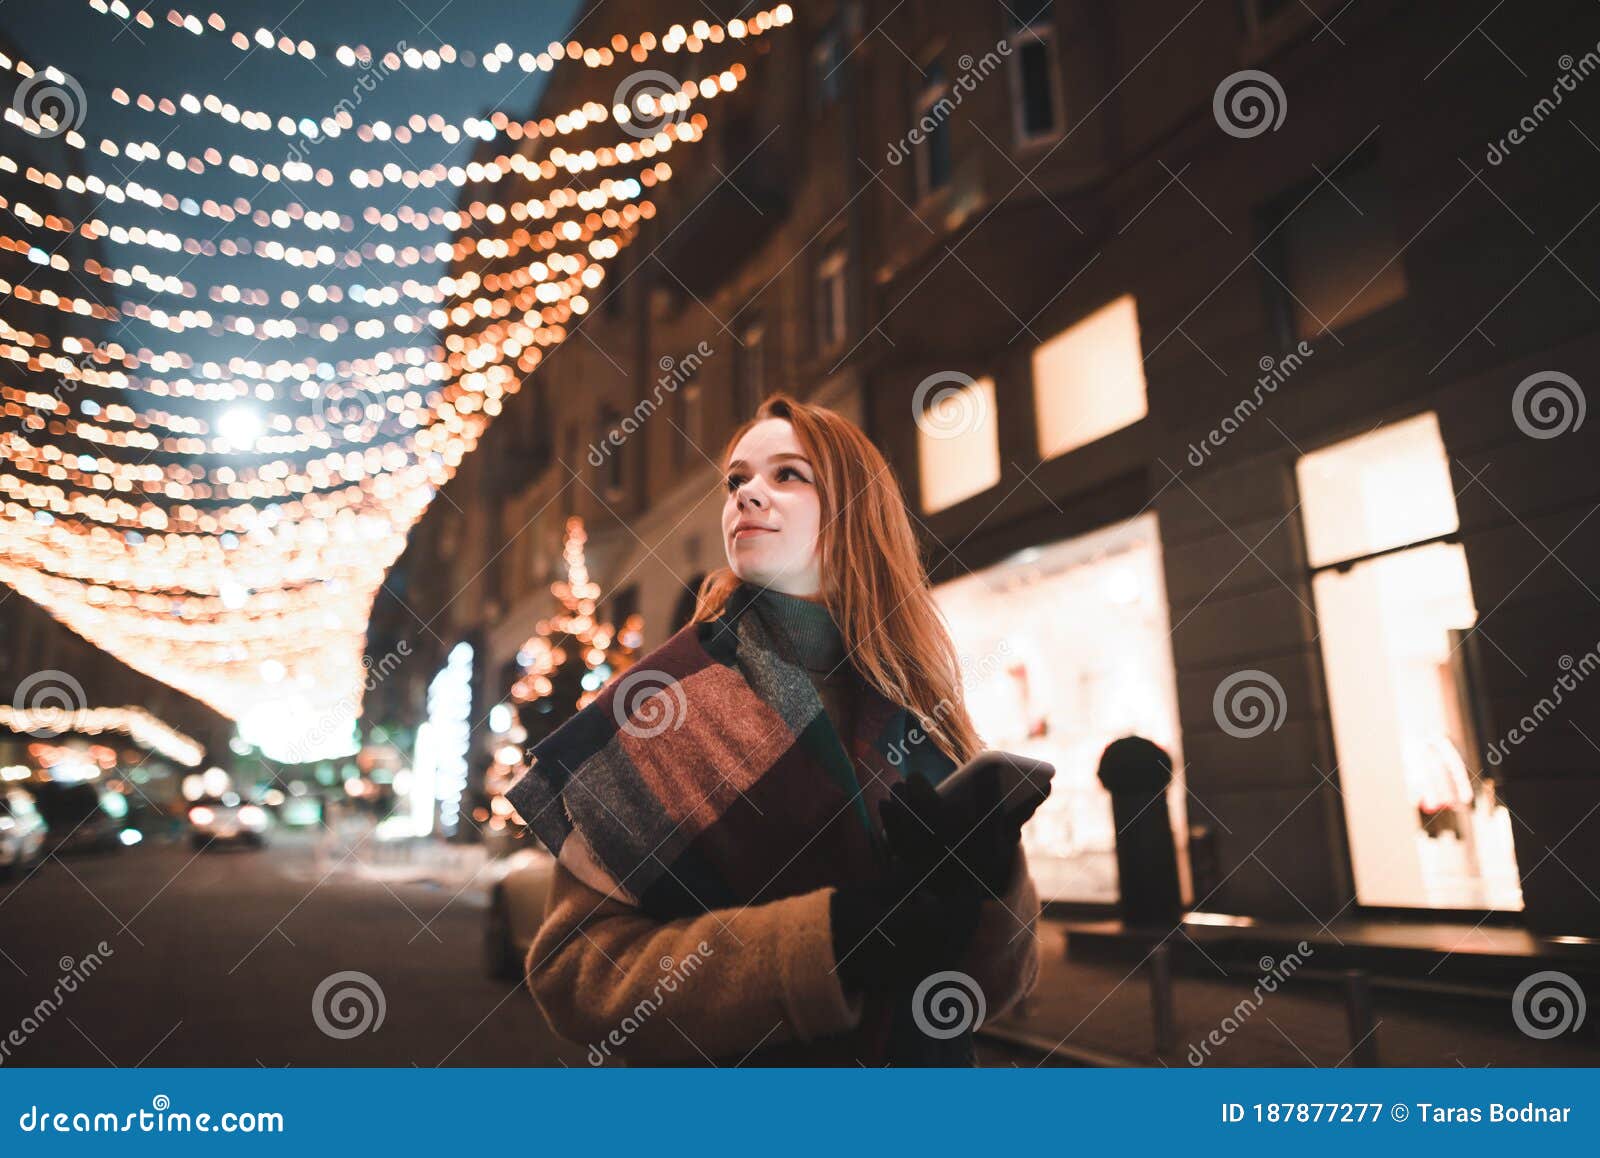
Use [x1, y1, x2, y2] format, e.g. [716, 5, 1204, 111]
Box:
[736, 482, 765, 509]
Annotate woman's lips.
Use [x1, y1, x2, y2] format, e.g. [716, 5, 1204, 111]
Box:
[732, 526, 775, 541]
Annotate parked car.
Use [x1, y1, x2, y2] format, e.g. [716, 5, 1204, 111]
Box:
[186, 797, 269, 849]
[0, 787, 48, 877]
[484, 848, 558, 981]
[27, 782, 124, 855]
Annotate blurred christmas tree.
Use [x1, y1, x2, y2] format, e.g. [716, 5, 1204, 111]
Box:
[484, 516, 643, 839]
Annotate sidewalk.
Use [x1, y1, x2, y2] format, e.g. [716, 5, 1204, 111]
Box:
[980, 919, 1598, 1067]
[273, 826, 491, 891]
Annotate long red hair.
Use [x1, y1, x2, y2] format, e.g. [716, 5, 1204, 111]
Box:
[691, 393, 982, 765]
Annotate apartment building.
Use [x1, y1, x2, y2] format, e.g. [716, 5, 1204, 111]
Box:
[373, 0, 1600, 937]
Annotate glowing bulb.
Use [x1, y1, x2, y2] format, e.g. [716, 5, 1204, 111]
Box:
[217, 405, 263, 448]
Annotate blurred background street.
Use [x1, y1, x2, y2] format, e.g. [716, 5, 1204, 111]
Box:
[0, 830, 587, 1066]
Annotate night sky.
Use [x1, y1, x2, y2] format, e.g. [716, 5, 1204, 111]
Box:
[2, 0, 585, 371]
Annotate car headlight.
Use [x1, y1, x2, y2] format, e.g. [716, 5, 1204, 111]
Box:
[188, 805, 215, 826]
[237, 805, 267, 829]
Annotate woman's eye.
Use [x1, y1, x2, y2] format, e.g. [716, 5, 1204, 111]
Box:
[777, 466, 809, 483]
[724, 473, 745, 493]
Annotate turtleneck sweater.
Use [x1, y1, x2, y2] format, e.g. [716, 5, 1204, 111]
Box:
[749, 586, 860, 745]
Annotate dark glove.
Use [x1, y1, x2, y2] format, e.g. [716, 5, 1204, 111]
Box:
[878, 774, 1026, 900]
[829, 871, 981, 996]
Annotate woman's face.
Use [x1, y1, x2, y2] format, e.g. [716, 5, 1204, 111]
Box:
[721, 418, 823, 597]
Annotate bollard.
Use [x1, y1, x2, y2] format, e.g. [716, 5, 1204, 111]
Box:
[1149, 943, 1176, 1059]
[1341, 969, 1379, 1067]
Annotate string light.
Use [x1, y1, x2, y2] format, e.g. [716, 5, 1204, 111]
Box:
[5, 87, 718, 195]
[0, 8, 790, 761]
[0, 704, 203, 765]
[82, 1, 794, 75]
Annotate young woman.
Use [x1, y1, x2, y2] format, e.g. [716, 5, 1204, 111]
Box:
[507, 393, 1043, 1066]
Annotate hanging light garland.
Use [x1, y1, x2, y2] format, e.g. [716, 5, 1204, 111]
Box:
[0, 7, 790, 762]
[5, 74, 722, 195]
[82, 1, 793, 75]
[0, 703, 204, 765]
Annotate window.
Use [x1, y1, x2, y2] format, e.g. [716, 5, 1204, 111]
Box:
[917, 375, 1001, 513]
[674, 382, 703, 469]
[913, 61, 953, 199]
[526, 384, 552, 468]
[934, 514, 1187, 903]
[1008, 2, 1062, 143]
[814, 247, 848, 353]
[1298, 413, 1522, 912]
[596, 404, 624, 500]
[812, 25, 845, 106]
[601, 255, 626, 318]
[736, 320, 766, 418]
[1032, 294, 1148, 461]
[1258, 139, 1408, 347]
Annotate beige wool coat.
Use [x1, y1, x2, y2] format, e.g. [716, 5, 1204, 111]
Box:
[525, 847, 1042, 1065]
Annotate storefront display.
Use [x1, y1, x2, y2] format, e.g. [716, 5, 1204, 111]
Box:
[933, 513, 1188, 903]
[1299, 414, 1523, 912]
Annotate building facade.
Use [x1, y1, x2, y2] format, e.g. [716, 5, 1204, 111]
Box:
[377, 0, 1600, 936]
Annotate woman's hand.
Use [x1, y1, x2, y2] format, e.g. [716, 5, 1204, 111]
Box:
[828, 871, 980, 995]
[878, 774, 1025, 900]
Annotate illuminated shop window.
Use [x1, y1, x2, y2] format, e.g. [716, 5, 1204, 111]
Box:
[1033, 295, 1148, 461]
[1298, 413, 1522, 911]
[917, 375, 1001, 514]
[934, 513, 1187, 903]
